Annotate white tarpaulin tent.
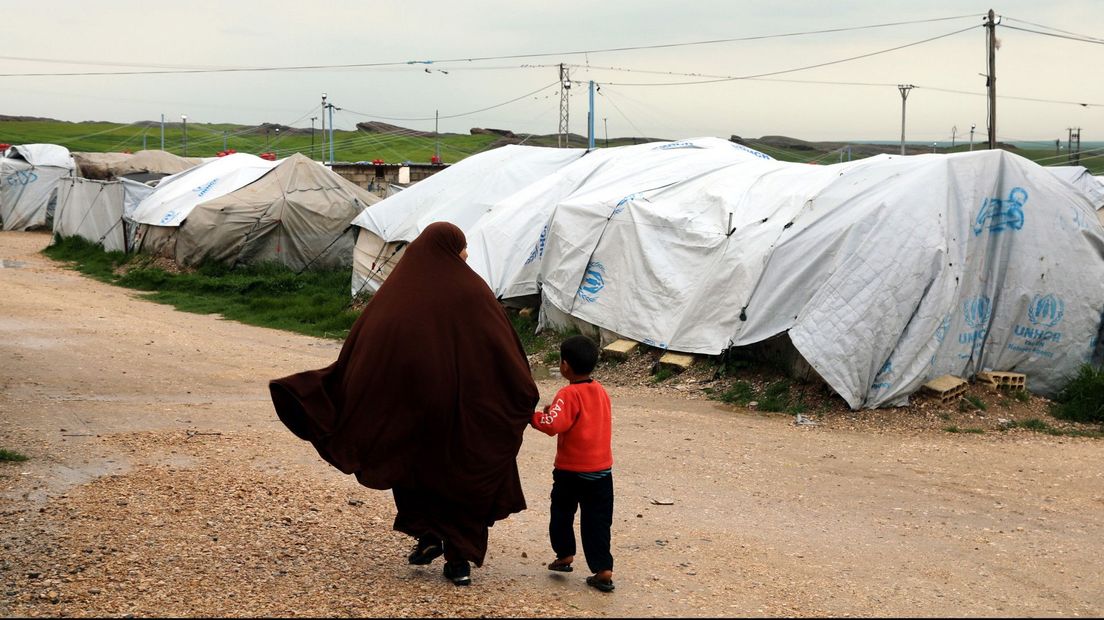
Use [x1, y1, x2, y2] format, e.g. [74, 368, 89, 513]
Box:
[350, 144, 588, 296]
[131, 152, 279, 228]
[1046, 165, 1104, 210]
[534, 149, 1104, 408]
[0, 144, 76, 231]
[132, 153, 378, 270]
[52, 177, 126, 251]
[465, 137, 776, 301]
[130, 152, 279, 258]
[120, 178, 157, 252]
[350, 138, 775, 298]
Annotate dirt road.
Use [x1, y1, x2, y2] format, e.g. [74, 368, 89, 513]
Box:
[2, 230, 1102, 617]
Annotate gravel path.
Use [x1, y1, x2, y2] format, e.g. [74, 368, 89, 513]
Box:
[2, 230, 1102, 617]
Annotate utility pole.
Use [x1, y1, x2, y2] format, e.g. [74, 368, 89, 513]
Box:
[160, 114, 165, 150]
[970, 123, 976, 151]
[898, 84, 914, 155]
[320, 94, 327, 164]
[558, 64, 571, 148]
[1075, 127, 1082, 165]
[328, 100, 336, 165]
[435, 109, 440, 161]
[181, 114, 188, 157]
[951, 125, 957, 150]
[986, 9, 999, 149]
[310, 117, 317, 160]
[603, 117, 608, 148]
[587, 81, 596, 151]
[1056, 138, 1061, 157]
[1068, 127, 1074, 163]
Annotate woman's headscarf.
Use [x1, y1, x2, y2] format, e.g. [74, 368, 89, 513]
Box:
[270, 222, 539, 523]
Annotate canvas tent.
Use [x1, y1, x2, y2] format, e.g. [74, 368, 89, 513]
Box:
[132, 153, 379, 270]
[72, 149, 200, 182]
[529, 149, 1104, 409]
[52, 177, 127, 251]
[0, 144, 76, 230]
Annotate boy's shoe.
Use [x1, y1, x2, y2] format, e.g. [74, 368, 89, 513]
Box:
[407, 536, 444, 565]
[443, 560, 471, 586]
[586, 572, 615, 593]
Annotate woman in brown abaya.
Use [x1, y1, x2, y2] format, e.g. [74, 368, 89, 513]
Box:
[269, 221, 539, 586]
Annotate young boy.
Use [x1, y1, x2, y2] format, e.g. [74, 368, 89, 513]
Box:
[530, 335, 615, 593]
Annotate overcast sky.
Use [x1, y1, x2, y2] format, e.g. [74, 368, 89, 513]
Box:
[1, 1, 1101, 146]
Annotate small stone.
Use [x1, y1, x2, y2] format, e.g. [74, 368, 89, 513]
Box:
[521, 551, 527, 558]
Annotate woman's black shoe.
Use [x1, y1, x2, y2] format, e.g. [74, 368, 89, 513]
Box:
[407, 536, 444, 565]
[442, 560, 471, 586]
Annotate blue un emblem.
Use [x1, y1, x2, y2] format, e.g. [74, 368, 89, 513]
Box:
[963, 295, 992, 329]
[1028, 294, 1064, 327]
[577, 261, 607, 303]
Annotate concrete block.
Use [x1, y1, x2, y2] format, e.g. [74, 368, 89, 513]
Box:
[602, 339, 638, 360]
[658, 352, 695, 372]
[922, 375, 968, 403]
[977, 371, 1027, 389]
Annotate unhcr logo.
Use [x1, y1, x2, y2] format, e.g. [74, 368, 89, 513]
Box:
[655, 141, 699, 150]
[612, 193, 639, 217]
[523, 224, 549, 266]
[193, 178, 219, 198]
[1028, 294, 1064, 328]
[577, 260, 607, 303]
[973, 187, 1027, 236]
[963, 295, 992, 329]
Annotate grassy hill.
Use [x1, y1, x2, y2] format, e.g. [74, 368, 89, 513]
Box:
[1, 115, 1097, 172]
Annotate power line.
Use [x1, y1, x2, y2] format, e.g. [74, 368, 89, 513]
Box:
[340, 81, 559, 122]
[0, 15, 980, 78]
[1002, 16, 1104, 43]
[602, 26, 978, 86]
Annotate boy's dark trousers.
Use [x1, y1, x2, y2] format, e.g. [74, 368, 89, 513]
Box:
[549, 468, 614, 573]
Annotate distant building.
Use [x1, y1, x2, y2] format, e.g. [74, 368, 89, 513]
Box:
[330, 161, 448, 198]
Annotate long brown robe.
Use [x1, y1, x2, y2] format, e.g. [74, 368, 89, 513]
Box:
[269, 222, 539, 565]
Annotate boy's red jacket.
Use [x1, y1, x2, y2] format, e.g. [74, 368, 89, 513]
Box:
[531, 379, 612, 472]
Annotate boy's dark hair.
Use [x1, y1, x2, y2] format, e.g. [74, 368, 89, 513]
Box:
[560, 335, 599, 375]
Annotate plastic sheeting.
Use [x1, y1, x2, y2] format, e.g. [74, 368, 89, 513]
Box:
[53, 177, 126, 251]
[1046, 165, 1104, 209]
[130, 152, 279, 227]
[350, 144, 587, 295]
[535, 150, 1104, 408]
[0, 144, 76, 231]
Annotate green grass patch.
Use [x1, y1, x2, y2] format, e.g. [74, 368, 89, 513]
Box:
[543, 350, 560, 365]
[943, 425, 984, 433]
[717, 381, 755, 405]
[1051, 364, 1104, 424]
[759, 379, 793, 412]
[44, 236, 361, 340]
[963, 395, 988, 411]
[1013, 389, 1031, 403]
[1009, 417, 1104, 438]
[0, 448, 29, 462]
[652, 367, 675, 383]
